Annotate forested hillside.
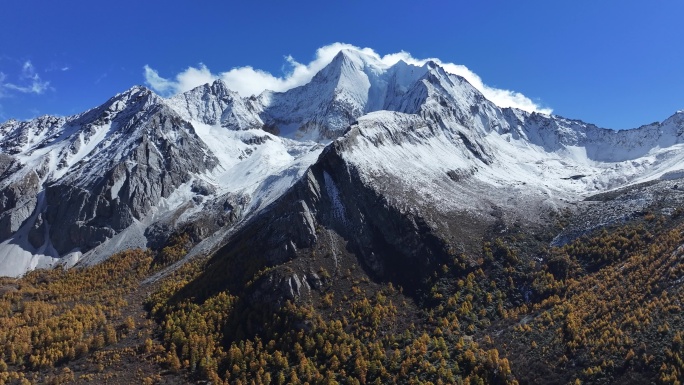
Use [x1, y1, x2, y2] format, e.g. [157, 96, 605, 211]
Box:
[0, 200, 682, 384]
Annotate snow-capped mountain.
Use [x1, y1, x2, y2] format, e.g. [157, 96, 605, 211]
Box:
[166, 50, 432, 141]
[1, 48, 683, 277]
[0, 85, 322, 276]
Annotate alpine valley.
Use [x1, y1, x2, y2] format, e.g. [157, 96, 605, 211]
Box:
[0, 49, 683, 384]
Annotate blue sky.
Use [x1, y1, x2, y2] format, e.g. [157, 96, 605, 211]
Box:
[1, 0, 682, 129]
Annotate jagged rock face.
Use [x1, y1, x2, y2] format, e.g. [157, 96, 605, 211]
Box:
[0, 170, 41, 240]
[256, 51, 432, 141]
[0, 82, 324, 275]
[0, 87, 222, 261]
[205, 138, 463, 309]
[42, 101, 219, 255]
[144, 191, 249, 250]
[166, 50, 434, 142]
[0, 116, 67, 155]
[168, 80, 264, 130]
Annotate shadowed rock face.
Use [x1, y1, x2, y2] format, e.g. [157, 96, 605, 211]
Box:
[0, 87, 219, 257]
[44, 106, 219, 255]
[192, 100, 684, 313]
[0, 170, 41, 240]
[199, 133, 468, 312]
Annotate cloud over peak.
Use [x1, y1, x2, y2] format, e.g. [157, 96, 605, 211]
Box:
[143, 43, 552, 114]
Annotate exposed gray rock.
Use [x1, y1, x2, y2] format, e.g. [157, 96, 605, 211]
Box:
[0, 171, 41, 241]
[191, 179, 216, 196]
[28, 213, 46, 249]
[0, 116, 66, 155]
[203, 137, 461, 304]
[0, 197, 37, 240]
[144, 191, 248, 249]
[0, 87, 222, 256]
[287, 273, 304, 299]
[552, 179, 684, 246]
[0, 171, 40, 215]
[168, 79, 263, 130]
[0, 154, 16, 178]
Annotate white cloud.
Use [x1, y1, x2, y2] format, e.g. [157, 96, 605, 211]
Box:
[143, 65, 174, 94]
[143, 64, 215, 96]
[3, 61, 50, 95]
[143, 43, 551, 114]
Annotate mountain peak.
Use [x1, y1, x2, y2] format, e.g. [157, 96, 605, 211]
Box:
[175, 79, 234, 100]
[335, 48, 368, 61]
[323, 49, 365, 75]
[208, 79, 232, 97]
[118, 84, 152, 97]
[166, 78, 244, 126]
[109, 84, 159, 107]
[83, 85, 159, 121]
[328, 49, 385, 71]
[424, 60, 438, 69]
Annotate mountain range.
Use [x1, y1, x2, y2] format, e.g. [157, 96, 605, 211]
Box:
[3, 48, 684, 384]
[0, 48, 683, 278]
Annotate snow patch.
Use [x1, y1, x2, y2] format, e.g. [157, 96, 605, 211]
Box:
[323, 171, 348, 225]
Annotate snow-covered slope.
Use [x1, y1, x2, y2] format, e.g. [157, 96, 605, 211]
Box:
[329, 66, 684, 227]
[255, 49, 430, 140]
[1, 47, 683, 277]
[0, 85, 322, 276]
[166, 80, 264, 130]
[164, 50, 433, 142]
[208, 64, 684, 298]
[336, 108, 684, 227]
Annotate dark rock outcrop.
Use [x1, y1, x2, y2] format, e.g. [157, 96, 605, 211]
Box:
[0, 87, 220, 256]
